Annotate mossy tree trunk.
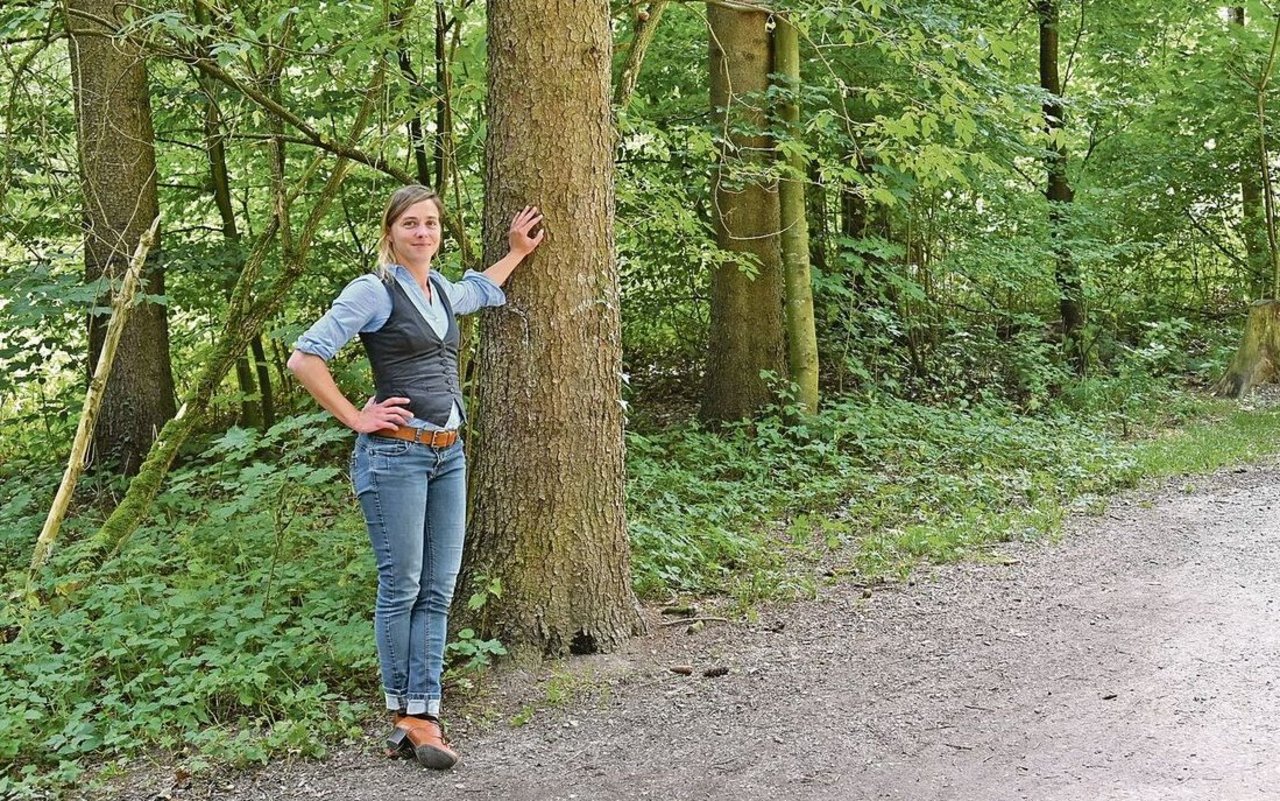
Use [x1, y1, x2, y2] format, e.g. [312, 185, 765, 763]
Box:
[1215, 301, 1280, 397]
[774, 17, 819, 414]
[614, 1, 669, 111]
[68, 0, 176, 474]
[699, 4, 787, 424]
[459, 0, 643, 658]
[77, 30, 394, 569]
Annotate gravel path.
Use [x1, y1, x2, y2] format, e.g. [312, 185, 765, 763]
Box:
[115, 464, 1280, 801]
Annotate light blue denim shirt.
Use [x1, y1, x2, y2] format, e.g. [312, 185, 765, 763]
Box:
[295, 265, 505, 429]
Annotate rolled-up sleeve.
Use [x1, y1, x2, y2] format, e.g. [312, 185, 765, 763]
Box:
[293, 274, 390, 361]
[439, 270, 507, 316]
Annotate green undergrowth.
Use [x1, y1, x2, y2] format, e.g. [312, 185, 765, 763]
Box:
[1, 414, 379, 798]
[3, 390, 1280, 797]
[626, 389, 1280, 599]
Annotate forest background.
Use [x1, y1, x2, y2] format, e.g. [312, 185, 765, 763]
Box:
[5, 0, 1280, 796]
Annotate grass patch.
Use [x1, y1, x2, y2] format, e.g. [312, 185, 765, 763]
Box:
[1129, 403, 1280, 477]
[627, 390, 1280, 592]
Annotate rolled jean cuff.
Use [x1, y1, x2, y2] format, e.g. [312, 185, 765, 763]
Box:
[402, 697, 441, 717]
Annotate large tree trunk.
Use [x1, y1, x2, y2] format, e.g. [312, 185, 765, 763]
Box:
[67, 0, 176, 474]
[1037, 0, 1085, 366]
[774, 17, 819, 414]
[699, 5, 786, 423]
[461, 0, 642, 658]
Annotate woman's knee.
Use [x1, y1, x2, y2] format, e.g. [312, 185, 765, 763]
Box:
[378, 574, 423, 612]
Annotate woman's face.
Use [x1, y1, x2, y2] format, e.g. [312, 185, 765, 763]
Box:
[389, 199, 442, 267]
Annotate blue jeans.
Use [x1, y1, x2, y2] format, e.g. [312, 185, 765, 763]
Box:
[350, 433, 466, 717]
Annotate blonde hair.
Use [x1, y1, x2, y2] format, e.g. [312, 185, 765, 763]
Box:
[375, 184, 445, 276]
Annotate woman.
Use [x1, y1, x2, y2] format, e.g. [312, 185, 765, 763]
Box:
[288, 185, 543, 769]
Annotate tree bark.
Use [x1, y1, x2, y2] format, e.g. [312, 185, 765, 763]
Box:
[841, 150, 886, 302]
[250, 335, 275, 428]
[461, 0, 642, 658]
[67, 0, 176, 474]
[699, 4, 786, 423]
[774, 17, 819, 414]
[434, 0, 450, 191]
[1036, 0, 1085, 365]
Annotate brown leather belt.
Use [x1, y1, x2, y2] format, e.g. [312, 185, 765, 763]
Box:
[371, 426, 460, 449]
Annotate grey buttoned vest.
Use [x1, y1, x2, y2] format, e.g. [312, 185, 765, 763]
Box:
[359, 273, 463, 427]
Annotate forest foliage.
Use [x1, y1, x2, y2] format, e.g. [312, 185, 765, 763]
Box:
[4, 0, 1280, 794]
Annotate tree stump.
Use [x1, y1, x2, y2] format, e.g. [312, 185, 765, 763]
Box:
[1214, 299, 1280, 398]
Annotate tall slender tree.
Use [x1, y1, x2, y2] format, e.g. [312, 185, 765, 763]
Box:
[66, 0, 176, 474]
[774, 15, 819, 413]
[195, 1, 273, 430]
[1235, 7, 1270, 297]
[460, 0, 642, 656]
[700, 4, 787, 423]
[1036, 0, 1085, 366]
[1216, 7, 1280, 397]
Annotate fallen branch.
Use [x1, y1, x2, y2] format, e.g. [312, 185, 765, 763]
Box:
[26, 215, 160, 592]
[657, 616, 731, 627]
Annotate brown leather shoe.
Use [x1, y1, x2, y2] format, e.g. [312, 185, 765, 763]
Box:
[389, 715, 458, 770]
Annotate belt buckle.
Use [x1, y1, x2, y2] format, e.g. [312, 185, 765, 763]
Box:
[430, 429, 448, 448]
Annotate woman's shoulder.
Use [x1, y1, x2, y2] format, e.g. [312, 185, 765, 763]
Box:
[324, 273, 393, 320]
[341, 272, 391, 298]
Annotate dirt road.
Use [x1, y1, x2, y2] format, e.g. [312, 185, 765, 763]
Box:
[124, 464, 1280, 801]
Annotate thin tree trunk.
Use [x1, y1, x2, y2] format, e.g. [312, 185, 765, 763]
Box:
[774, 16, 818, 413]
[434, 0, 449, 190]
[614, 1, 668, 111]
[392, 3, 432, 186]
[1037, 0, 1085, 367]
[66, 0, 176, 475]
[460, 0, 642, 658]
[1254, 13, 1280, 301]
[807, 161, 827, 277]
[250, 336, 275, 428]
[1237, 4, 1270, 297]
[197, 0, 270, 428]
[699, 4, 786, 423]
